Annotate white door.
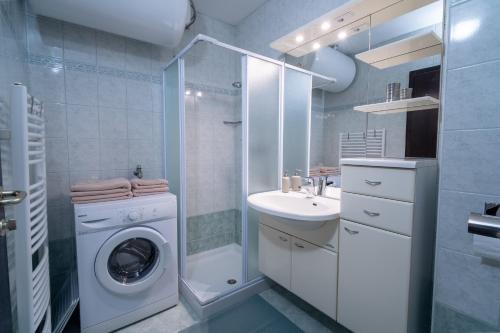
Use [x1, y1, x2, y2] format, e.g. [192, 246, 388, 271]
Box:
[258, 224, 291, 288]
[291, 237, 337, 319]
[338, 219, 411, 333]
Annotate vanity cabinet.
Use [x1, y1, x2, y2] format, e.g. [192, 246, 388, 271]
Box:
[258, 219, 338, 320]
[258, 224, 291, 289]
[338, 158, 438, 333]
[291, 237, 337, 319]
[338, 219, 411, 333]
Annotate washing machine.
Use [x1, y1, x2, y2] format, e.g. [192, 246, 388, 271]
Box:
[74, 193, 178, 333]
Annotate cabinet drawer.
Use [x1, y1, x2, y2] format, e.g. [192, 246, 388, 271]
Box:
[258, 224, 291, 288]
[342, 165, 415, 202]
[341, 192, 414, 236]
[291, 237, 337, 319]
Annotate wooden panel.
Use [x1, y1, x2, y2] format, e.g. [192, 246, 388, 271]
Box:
[405, 65, 441, 158]
[355, 32, 442, 69]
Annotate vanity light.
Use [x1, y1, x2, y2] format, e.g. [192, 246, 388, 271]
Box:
[338, 31, 347, 40]
[312, 42, 321, 50]
[321, 21, 331, 31]
[295, 34, 304, 43]
[196, 91, 203, 97]
[185, 90, 191, 95]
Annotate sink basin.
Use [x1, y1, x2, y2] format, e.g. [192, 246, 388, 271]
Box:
[247, 190, 340, 229]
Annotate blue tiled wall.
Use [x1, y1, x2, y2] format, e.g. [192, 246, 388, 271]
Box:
[432, 0, 500, 331]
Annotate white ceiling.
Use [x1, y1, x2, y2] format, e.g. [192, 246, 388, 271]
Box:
[192, 0, 268, 25]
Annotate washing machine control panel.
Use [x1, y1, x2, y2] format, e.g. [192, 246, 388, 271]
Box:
[118, 204, 172, 224]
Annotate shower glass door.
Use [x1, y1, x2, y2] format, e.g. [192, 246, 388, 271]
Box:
[183, 43, 244, 304]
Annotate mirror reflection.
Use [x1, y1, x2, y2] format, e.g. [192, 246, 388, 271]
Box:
[284, 1, 443, 187]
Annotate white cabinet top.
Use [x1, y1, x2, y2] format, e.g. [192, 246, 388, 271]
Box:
[340, 158, 437, 169]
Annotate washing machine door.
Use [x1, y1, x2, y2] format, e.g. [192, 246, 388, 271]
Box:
[95, 226, 170, 294]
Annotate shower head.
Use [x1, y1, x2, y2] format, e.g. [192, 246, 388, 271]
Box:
[232, 81, 242, 88]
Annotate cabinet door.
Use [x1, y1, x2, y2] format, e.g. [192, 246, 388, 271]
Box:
[291, 237, 338, 319]
[338, 219, 411, 333]
[258, 224, 291, 289]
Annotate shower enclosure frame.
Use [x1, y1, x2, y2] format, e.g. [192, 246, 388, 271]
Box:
[163, 34, 335, 317]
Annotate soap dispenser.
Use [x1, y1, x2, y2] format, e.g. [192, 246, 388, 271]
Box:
[291, 169, 301, 191]
[282, 170, 290, 193]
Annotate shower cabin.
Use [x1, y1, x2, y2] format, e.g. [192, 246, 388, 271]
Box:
[164, 35, 334, 315]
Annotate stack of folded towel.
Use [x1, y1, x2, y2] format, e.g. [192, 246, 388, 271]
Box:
[71, 178, 132, 204]
[309, 167, 322, 177]
[308, 166, 341, 177]
[131, 179, 169, 197]
[320, 166, 340, 176]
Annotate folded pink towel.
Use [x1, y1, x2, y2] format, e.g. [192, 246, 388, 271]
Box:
[133, 191, 168, 197]
[132, 187, 168, 195]
[131, 179, 168, 188]
[71, 178, 131, 192]
[71, 191, 133, 204]
[70, 188, 131, 198]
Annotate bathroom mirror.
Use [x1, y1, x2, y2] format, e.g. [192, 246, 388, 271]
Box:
[283, 1, 444, 182]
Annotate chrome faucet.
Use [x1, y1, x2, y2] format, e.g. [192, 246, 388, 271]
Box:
[302, 176, 316, 197]
[317, 176, 328, 196]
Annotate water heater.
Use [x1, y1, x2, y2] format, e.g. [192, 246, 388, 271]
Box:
[29, 0, 189, 47]
[303, 47, 356, 93]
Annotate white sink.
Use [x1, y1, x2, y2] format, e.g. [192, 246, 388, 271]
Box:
[247, 190, 340, 229]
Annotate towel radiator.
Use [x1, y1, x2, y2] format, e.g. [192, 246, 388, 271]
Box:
[339, 129, 386, 160]
[11, 83, 51, 333]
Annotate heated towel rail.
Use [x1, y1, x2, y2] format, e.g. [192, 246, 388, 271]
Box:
[11, 83, 51, 333]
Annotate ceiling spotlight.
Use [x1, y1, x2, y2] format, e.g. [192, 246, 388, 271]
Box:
[185, 90, 191, 95]
[196, 91, 203, 97]
[295, 34, 304, 43]
[321, 21, 331, 31]
[312, 42, 321, 50]
[338, 31, 347, 40]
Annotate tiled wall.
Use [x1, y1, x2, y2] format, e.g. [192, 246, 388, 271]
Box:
[183, 37, 243, 253]
[187, 209, 241, 255]
[432, 0, 500, 331]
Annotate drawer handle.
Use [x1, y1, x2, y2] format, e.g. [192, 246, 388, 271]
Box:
[363, 209, 380, 217]
[365, 180, 382, 186]
[294, 242, 304, 248]
[279, 236, 288, 242]
[344, 227, 359, 235]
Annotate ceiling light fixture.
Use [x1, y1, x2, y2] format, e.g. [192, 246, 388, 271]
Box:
[295, 35, 304, 43]
[321, 21, 331, 31]
[196, 91, 203, 97]
[312, 42, 321, 50]
[338, 31, 347, 40]
[185, 90, 191, 95]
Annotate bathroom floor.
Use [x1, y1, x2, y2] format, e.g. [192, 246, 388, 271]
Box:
[114, 286, 351, 333]
[185, 244, 243, 303]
